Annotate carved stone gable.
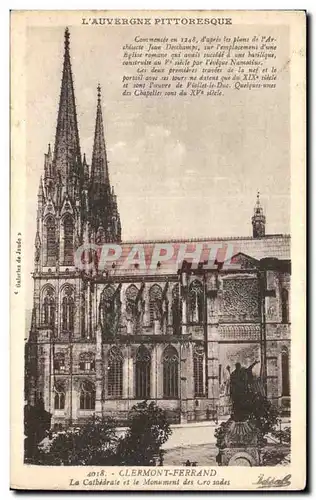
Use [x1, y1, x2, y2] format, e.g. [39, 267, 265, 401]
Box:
[43, 196, 56, 218]
[230, 252, 259, 270]
[60, 195, 74, 217]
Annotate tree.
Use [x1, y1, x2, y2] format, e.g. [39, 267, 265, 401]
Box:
[36, 416, 118, 465]
[33, 401, 172, 466]
[246, 393, 280, 445]
[24, 400, 51, 463]
[116, 400, 172, 466]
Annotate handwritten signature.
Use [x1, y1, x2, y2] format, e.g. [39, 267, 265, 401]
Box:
[254, 474, 291, 489]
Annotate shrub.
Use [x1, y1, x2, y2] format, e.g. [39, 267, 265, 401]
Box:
[115, 400, 172, 466]
[36, 416, 118, 465]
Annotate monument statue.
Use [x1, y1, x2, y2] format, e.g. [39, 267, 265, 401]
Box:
[216, 355, 287, 467]
[215, 359, 266, 466]
[229, 360, 259, 422]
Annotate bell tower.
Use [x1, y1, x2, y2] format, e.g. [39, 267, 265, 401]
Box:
[252, 191, 266, 238]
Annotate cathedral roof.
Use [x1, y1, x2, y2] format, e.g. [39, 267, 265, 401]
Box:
[93, 234, 290, 277]
[119, 234, 290, 259]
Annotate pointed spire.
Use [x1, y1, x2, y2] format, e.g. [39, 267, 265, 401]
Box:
[36, 176, 44, 225]
[90, 85, 110, 188]
[255, 190, 262, 212]
[252, 190, 266, 238]
[37, 176, 44, 199]
[53, 28, 82, 198]
[44, 143, 53, 192]
[82, 152, 88, 178]
[65, 26, 70, 50]
[88, 85, 121, 242]
[35, 230, 41, 248]
[82, 153, 87, 170]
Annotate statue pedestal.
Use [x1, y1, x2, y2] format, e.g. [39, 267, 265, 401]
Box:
[216, 419, 261, 466]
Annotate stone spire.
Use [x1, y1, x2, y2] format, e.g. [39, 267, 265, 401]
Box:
[90, 84, 110, 189]
[83, 153, 89, 186]
[252, 191, 266, 238]
[53, 27, 82, 202]
[44, 143, 53, 195]
[37, 175, 44, 204]
[111, 186, 122, 241]
[89, 86, 121, 241]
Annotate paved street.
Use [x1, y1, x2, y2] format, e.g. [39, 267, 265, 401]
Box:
[163, 443, 218, 466]
[162, 422, 217, 450]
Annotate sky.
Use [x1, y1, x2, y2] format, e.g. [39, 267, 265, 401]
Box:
[24, 23, 290, 308]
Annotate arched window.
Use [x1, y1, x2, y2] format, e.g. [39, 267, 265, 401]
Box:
[42, 287, 55, 327]
[54, 352, 66, 372]
[45, 216, 56, 266]
[54, 383, 65, 410]
[79, 381, 95, 410]
[163, 346, 179, 398]
[281, 288, 289, 324]
[126, 285, 138, 321]
[135, 346, 151, 399]
[281, 347, 290, 396]
[63, 215, 74, 266]
[108, 346, 123, 397]
[79, 352, 95, 372]
[193, 345, 205, 397]
[188, 280, 203, 324]
[172, 284, 181, 335]
[149, 284, 163, 324]
[61, 287, 75, 332]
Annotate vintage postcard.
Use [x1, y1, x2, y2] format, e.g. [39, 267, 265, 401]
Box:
[11, 10, 306, 490]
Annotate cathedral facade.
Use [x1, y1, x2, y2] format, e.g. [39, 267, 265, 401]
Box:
[25, 29, 291, 429]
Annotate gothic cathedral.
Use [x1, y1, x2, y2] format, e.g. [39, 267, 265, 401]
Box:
[25, 29, 291, 429]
